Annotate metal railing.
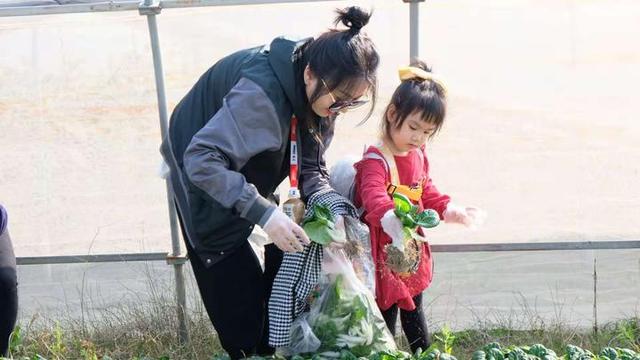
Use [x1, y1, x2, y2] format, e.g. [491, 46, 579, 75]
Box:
[0, 0, 343, 17]
[16, 240, 640, 266]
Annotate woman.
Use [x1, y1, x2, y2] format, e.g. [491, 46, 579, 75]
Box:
[160, 7, 379, 359]
[0, 204, 18, 357]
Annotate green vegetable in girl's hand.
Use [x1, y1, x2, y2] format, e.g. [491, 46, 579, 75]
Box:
[393, 193, 413, 213]
[392, 193, 440, 230]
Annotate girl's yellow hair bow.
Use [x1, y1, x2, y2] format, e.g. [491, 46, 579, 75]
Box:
[398, 66, 448, 95]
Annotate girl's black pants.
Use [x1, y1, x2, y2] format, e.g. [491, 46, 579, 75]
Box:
[381, 293, 431, 354]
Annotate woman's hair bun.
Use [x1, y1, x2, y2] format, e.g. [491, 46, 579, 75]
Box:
[334, 6, 372, 33]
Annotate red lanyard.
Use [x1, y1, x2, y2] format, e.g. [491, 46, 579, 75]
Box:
[289, 116, 299, 189]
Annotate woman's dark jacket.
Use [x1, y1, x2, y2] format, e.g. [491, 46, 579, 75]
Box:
[160, 37, 336, 266]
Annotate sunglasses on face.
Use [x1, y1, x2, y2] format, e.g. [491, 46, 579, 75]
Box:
[321, 78, 369, 114]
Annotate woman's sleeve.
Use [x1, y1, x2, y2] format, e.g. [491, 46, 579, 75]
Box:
[420, 154, 451, 218]
[299, 117, 333, 200]
[299, 118, 358, 218]
[183, 77, 282, 227]
[355, 158, 395, 228]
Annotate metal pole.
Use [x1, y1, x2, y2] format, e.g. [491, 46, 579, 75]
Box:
[403, 0, 425, 61]
[0, 0, 343, 18]
[139, 0, 189, 344]
[592, 257, 598, 335]
[410, 1, 419, 60]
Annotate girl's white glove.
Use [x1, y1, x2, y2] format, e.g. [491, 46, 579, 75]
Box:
[263, 209, 310, 252]
[443, 203, 486, 229]
[381, 209, 405, 252]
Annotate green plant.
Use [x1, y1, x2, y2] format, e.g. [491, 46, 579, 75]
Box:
[434, 325, 457, 355]
[79, 339, 98, 360]
[8, 325, 24, 356]
[613, 319, 640, 352]
[50, 322, 66, 358]
[393, 193, 440, 230]
[302, 205, 345, 245]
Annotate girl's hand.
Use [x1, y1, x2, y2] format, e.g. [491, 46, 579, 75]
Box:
[381, 210, 405, 252]
[443, 203, 486, 229]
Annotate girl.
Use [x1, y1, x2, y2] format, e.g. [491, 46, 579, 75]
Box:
[354, 61, 483, 352]
[160, 7, 379, 359]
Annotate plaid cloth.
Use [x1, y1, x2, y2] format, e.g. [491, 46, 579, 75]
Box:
[268, 189, 358, 347]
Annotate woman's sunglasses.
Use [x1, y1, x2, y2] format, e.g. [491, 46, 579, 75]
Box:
[321, 78, 369, 114]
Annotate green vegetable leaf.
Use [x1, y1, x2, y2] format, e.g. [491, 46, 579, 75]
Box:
[303, 205, 346, 245]
[393, 193, 413, 214]
[600, 349, 618, 360]
[414, 209, 440, 228]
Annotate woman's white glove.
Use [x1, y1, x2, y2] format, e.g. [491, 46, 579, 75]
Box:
[262, 209, 310, 252]
[381, 209, 405, 252]
[443, 203, 486, 229]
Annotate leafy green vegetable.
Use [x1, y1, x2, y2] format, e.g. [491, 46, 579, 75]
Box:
[487, 349, 505, 360]
[303, 205, 346, 245]
[484, 343, 503, 351]
[616, 348, 638, 360]
[528, 344, 557, 360]
[212, 342, 638, 360]
[565, 345, 596, 360]
[507, 347, 528, 360]
[473, 351, 487, 360]
[392, 193, 440, 232]
[309, 274, 396, 357]
[600, 348, 618, 360]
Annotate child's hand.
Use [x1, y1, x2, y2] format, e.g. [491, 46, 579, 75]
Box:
[443, 203, 486, 229]
[381, 210, 405, 252]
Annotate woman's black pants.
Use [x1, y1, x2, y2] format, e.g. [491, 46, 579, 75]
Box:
[185, 237, 282, 359]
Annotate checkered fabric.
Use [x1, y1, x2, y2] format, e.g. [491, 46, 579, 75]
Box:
[268, 189, 358, 347]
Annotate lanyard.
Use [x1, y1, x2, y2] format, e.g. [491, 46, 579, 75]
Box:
[289, 116, 299, 189]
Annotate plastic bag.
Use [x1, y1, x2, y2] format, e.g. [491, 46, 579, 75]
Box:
[282, 312, 321, 356]
[343, 216, 376, 295]
[288, 247, 396, 358]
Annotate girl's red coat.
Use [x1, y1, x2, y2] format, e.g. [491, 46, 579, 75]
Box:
[354, 146, 450, 311]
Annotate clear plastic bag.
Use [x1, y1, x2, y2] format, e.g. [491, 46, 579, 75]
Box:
[288, 247, 396, 358]
[343, 216, 376, 295]
[282, 312, 321, 356]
